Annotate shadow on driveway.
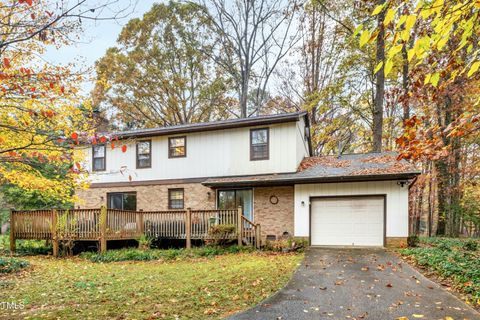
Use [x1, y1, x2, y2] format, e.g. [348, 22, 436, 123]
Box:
[229, 248, 479, 320]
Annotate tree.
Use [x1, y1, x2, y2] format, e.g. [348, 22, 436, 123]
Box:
[1, 161, 73, 210]
[0, 0, 134, 202]
[362, 0, 480, 154]
[198, 0, 300, 117]
[276, 0, 390, 155]
[361, 0, 480, 236]
[93, 1, 234, 129]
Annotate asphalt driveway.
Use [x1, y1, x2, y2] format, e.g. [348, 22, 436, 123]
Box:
[230, 248, 479, 320]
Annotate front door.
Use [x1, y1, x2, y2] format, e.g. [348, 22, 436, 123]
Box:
[217, 189, 253, 221]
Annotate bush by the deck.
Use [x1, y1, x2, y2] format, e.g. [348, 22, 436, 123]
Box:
[80, 245, 256, 263]
[0, 256, 30, 273]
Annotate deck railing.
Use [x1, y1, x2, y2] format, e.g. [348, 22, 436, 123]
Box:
[9, 206, 260, 256]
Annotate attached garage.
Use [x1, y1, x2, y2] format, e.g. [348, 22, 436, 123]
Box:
[204, 152, 419, 248]
[310, 196, 385, 247]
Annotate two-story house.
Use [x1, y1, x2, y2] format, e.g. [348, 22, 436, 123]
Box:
[75, 111, 419, 247]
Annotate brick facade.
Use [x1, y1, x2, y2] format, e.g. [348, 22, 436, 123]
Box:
[253, 186, 294, 240]
[386, 237, 408, 248]
[76, 184, 405, 247]
[76, 183, 295, 242]
[75, 183, 216, 211]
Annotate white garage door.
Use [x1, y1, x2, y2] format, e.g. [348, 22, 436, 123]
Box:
[311, 196, 384, 246]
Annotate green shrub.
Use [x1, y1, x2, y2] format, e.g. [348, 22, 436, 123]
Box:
[264, 239, 288, 252]
[80, 245, 255, 263]
[288, 238, 308, 252]
[407, 235, 419, 247]
[400, 237, 480, 306]
[462, 239, 478, 251]
[265, 237, 308, 252]
[138, 235, 153, 250]
[0, 235, 51, 256]
[0, 257, 29, 273]
[437, 241, 451, 251]
[208, 224, 236, 245]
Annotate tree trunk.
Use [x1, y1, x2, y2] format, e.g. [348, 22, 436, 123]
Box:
[435, 159, 448, 235]
[372, 0, 386, 152]
[401, 44, 410, 122]
[240, 72, 248, 118]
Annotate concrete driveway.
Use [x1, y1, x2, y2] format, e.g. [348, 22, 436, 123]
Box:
[230, 248, 479, 320]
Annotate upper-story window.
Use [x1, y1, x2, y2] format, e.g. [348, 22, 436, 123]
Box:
[169, 136, 186, 158]
[92, 144, 106, 171]
[250, 128, 269, 160]
[136, 140, 151, 168]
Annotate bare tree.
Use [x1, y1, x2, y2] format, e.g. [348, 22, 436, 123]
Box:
[0, 0, 136, 54]
[197, 0, 301, 117]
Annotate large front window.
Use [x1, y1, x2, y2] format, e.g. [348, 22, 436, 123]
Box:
[107, 192, 137, 211]
[217, 189, 253, 222]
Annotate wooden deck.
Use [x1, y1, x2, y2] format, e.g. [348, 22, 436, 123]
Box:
[9, 207, 261, 256]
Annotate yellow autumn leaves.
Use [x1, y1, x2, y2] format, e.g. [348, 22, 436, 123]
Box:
[356, 0, 479, 85]
[0, 5, 94, 202]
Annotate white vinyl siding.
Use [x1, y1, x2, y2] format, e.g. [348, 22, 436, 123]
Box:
[80, 122, 307, 184]
[294, 181, 409, 240]
[295, 117, 310, 166]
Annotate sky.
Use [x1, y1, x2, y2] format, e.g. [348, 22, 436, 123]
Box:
[43, 1, 154, 94]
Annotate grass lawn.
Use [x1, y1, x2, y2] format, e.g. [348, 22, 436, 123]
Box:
[399, 237, 480, 308]
[0, 251, 302, 319]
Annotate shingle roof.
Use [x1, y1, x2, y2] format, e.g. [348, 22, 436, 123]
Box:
[202, 152, 420, 187]
[106, 111, 308, 139]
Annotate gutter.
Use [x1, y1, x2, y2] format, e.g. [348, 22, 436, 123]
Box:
[408, 175, 419, 190]
[105, 112, 308, 140]
[202, 172, 421, 188]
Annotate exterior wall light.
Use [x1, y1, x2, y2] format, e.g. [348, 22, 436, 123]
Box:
[397, 180, 409, 188]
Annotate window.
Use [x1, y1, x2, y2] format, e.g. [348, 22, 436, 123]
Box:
[250, 128, 269, 160]
[168, 189, 184, 209]
[92, 144, 106, 171]
[168, 136, 186, 158]
[217, 189, 253, 223]
[107, 192, 137, 211]
[136, 140, 151, 168]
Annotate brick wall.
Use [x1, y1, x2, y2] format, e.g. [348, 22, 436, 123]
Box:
[75, 183, 216, 211]
[386, 237, 407, 248]
[253, 186, 294, 240]
[76, 183, 295, 242]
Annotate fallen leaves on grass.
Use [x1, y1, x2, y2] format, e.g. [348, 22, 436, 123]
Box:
[0, 253, 303, 319]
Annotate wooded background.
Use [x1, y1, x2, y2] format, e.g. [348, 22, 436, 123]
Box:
[0, 0, 478, 237]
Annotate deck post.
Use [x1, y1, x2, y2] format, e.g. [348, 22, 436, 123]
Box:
[255, 224, 261, 249]
[51, 209, 59, 257]
[99, 206, 107, 253]
[9, 209, 15, 254]
[136, 211, 144, 237]
[237, 206, 243, 246]
[185, 208, 191, 249]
